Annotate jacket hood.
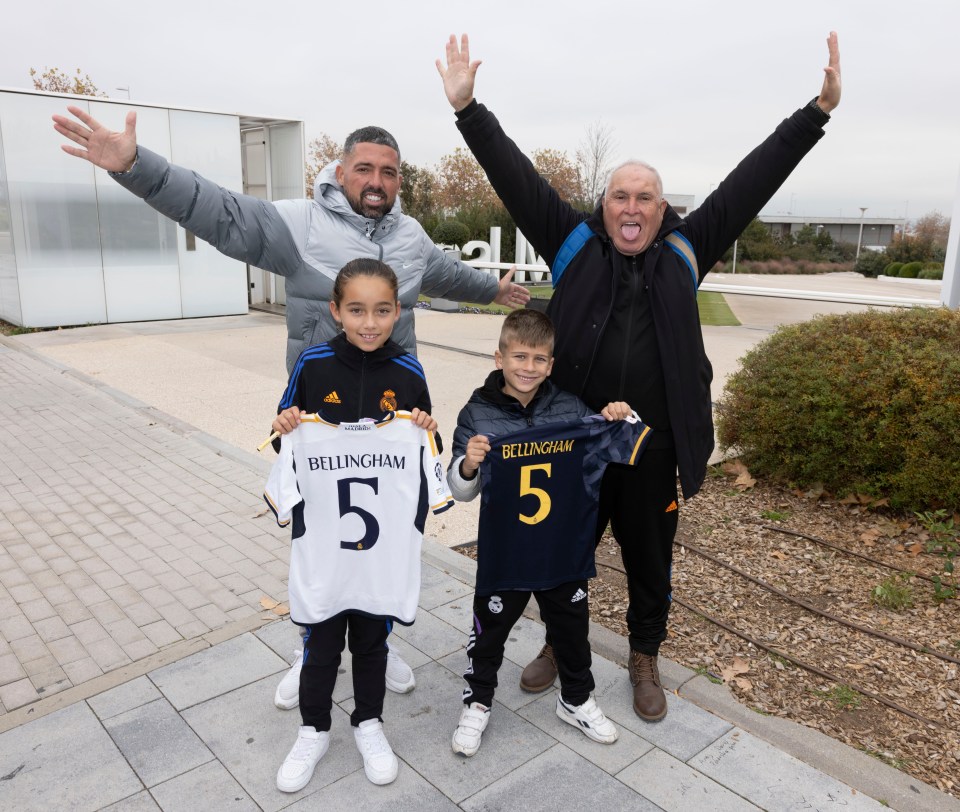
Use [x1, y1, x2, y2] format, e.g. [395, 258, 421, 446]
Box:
[315, 160, 403, 235]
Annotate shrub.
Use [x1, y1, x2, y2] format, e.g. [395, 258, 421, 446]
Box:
[854, 250, 888, 278]
[883, 262, 903, 277]
[918, 264, 944, 280]
[899, 261, 923, 278]
[432, 219, 470, 248]
[715, 308, 960, 512]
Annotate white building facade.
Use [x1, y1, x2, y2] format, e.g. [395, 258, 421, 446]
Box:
[0, 88, 303, 328]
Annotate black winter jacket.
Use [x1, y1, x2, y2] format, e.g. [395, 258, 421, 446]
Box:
[451, 372, 593, 460]
[455, 100, 828, 499]
[276, 332, 433, 442]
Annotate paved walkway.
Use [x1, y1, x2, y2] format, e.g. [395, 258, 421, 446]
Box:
[0, 278, 956, 810]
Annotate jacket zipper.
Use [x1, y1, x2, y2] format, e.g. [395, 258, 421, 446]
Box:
[617, 257, 639, 399]
[358, 353, 366, 421]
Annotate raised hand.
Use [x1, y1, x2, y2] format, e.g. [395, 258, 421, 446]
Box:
[817, 31, 841, 113]
[436, 33, 482, 112]
[492, 266, 531, 308]
[52, 105, 138, 172]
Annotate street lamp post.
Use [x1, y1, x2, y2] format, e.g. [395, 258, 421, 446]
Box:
[116, 86, 130, 99]
[856, 207, 868, 260]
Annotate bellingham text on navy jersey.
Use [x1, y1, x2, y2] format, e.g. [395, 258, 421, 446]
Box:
[500, 438, 576, 459]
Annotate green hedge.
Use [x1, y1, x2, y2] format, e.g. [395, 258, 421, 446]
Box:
[715, 308, 960, 512]
[883, 262, 904, 277]
[899, 261, 923, 278]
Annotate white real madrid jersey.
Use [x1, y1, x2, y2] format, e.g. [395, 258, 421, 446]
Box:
[264, 412, 454, 625]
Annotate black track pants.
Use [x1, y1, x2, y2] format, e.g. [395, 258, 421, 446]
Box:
[298, 614, 389, 731]
[463, 580, 594, 708]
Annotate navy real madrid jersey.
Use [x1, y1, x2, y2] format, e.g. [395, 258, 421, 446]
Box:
[475, 415, 651, 594]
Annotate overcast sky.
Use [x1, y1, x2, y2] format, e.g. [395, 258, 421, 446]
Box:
[3, 0, 958, 222]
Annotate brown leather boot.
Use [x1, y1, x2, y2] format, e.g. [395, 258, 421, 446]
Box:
[519, 644, 558, 692]
[628, 651, 667, 721]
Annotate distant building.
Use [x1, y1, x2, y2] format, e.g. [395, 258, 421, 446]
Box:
[664, 193, 694, 215]
[758, 214, 904, 251]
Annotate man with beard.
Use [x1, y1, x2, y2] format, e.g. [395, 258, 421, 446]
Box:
[52, 109, 529, 373]
[53, 107, 529, 708]
[436, 32, 841, 722]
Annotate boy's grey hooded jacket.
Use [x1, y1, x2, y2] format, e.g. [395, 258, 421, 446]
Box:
[112, 148, 499, 372]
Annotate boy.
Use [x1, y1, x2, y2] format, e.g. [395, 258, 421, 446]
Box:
[446, 309, 650, 755]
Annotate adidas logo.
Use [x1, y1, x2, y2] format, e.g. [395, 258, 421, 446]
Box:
[324, 391, 342, 404]
[570, 588, 587, 603]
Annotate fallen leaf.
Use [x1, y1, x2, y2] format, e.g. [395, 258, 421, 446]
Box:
[722, 459, 750, 477]
[273, 604, 290, 616]
[735, 472, 757, 490]
[260, 596, 279, 610]
[734, 677, 753, 691]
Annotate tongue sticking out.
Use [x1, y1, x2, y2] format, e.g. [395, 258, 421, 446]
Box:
[621, 224, 641, 241]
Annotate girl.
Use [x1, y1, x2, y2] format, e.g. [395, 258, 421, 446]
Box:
[267, 258, 442, 792]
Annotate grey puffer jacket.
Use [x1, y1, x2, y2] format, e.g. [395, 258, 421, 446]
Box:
[447, 371, 593, 501]
[112, 150, 499, 372]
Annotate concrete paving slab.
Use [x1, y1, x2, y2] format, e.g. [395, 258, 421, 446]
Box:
[617, 747, 762, 811]
[690, 728, 887, 810]
[149, 759, 260, 811]
[181, 674, 358, 812]
[607, 680, 733, 761]
[517, 687, 655, 775]
[380, 661, 555, 804]
[99, 791, 162, 811]
[460, 743, 662, 811]
[150, 633, 287, 710]
[88, 675, 163, 721]
[102, 697, 213, 787]
[391, 604, 465, 662]
[0, 701, 142, 811]
[419, 560, 474, 610]
[285, 760, 460, 811]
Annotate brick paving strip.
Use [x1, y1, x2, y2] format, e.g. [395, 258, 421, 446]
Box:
[0, 339, 289, 718]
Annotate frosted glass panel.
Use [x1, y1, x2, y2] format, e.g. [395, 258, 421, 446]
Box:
[168, 109, 247, 318]
[90, 102, 181, 322]
[269, 122, 305, 200]
[0, 94, 105, 327]
[0, 116, 21, 324]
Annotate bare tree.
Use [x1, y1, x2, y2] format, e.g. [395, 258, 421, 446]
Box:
[304, 133, 341, 199]
[436, 147, 500, 211]
[532, 148, 581, 204]
[911, 211, 950, 250]
[575, 120, 617, 207]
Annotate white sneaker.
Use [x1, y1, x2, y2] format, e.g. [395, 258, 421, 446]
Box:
[274, 648, 303, 710]
[385, 645, 416, 694]
[451, 702, 490, 756]
[276, 726, 329, 792]
[353, 719, 398, 785]
[556, 695, 619, 744]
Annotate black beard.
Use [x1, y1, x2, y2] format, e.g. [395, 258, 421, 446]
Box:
[352, 186, 389, 219]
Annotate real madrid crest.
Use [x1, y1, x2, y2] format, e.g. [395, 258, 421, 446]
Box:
[380, 389, 398, 412]
[488, 595, 503, 614]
